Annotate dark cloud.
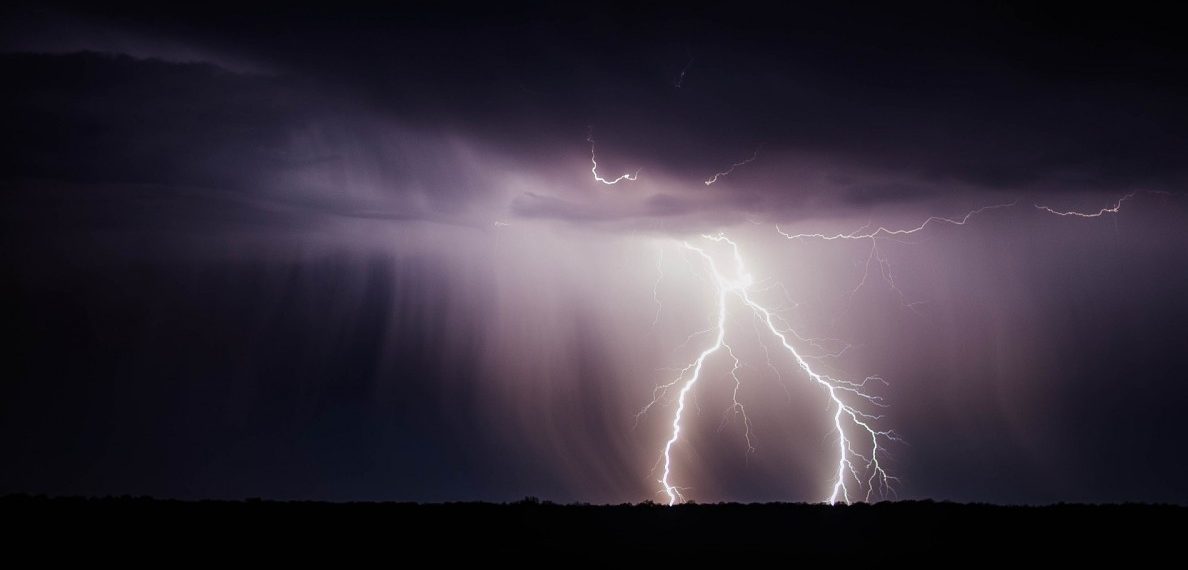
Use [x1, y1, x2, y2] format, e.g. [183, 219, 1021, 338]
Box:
[4, 3, 1188, 226]
[840, 182, 937, 206]
[0, 51, 516, 230]
[1, 52, 307, 188]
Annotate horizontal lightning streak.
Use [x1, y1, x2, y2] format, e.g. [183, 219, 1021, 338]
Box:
[1035, 192, 1135, 217]
[776, 201, 1018, 241]
[776, 201, 1017, 310]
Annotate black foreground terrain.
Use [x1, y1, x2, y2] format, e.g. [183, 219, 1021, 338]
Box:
[3, 495, 1182, 557]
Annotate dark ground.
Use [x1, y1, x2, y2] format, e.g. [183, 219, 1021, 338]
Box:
[3, 495, 1183, 558]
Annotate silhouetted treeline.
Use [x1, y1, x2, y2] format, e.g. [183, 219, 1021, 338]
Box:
[2, 494, 1182, 558]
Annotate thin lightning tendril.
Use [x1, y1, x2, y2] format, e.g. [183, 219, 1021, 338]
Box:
[775, 201, 1018, 241]
[705, 146, 763, 186]
[776, 202, 1017, 310]
[587, 127, 639, 185]
[1035, 191, 1135, 217]
[719, 345, 755, 456]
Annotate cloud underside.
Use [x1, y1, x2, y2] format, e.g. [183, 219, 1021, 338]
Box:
[3, 18, 1187, 228]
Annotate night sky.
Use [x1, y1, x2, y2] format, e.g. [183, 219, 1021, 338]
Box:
[2, 2, 1186, 504]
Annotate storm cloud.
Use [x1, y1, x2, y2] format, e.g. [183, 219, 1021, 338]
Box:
[2, 2, 1186, 504]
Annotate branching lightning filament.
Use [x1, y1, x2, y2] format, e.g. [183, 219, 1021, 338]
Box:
[648, 234, 900, 505]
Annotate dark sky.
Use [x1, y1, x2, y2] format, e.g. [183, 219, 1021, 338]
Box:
[2, 2, 1186, 504]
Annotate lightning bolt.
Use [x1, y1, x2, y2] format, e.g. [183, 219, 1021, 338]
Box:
[776, 201, 1018, 242]
[704, 146, 762, 186]
[653, 234, 899, 505]
[777, 202, 1017, 309]
[587, 127, 640, 185]
[1034, 191, 1135, 217]
[643, 190, 1158, 505]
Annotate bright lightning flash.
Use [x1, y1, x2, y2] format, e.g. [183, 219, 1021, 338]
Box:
[641, 190, 1151, 505]
[650, 234, 900, 505]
